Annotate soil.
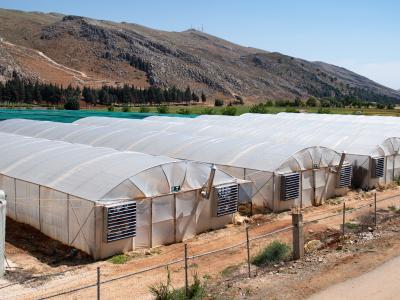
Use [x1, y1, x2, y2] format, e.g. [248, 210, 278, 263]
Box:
[1, 186, 400, 299]
[308, 255, 400, 300]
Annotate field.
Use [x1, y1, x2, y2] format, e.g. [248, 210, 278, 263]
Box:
[117, 105, 400, 116]
[2, 102, 399, 117]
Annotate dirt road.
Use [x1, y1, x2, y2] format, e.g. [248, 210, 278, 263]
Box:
[308, 255, 400, 300]
[1, 188, 400, 299]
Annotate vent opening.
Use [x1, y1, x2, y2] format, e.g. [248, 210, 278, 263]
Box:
[372, 157, 385, 178]
[104, 202, 136, 243]
[215, 184, 238, 217]
[281, 173, 300, 201]
[338, 164, 352, 187]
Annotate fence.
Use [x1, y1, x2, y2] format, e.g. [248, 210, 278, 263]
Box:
[3, 191, 400, 299]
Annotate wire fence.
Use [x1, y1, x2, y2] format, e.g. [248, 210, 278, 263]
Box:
[3, 191, 400, 300]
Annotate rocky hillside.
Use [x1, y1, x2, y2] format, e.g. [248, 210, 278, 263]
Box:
[0, 8, 399, 103]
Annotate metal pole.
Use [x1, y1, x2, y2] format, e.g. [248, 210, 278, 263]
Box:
[374, 193, 377, 227]
[184, 244, 188, 298]
[342, 202, 346, 237]
[97, 267, 100, 300]
[246, 226, 251, 278]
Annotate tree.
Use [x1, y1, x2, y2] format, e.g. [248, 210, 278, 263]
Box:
[293, 97, 302, 107]
[249, 103, 269, 114]
[306, 97, 317, 107]
[184, 86, 192, 104]
[214, 99, 224, 107]
[201, 92, 206, 103]
[221, 106, 237, 116]
[64, 99, 80, 110]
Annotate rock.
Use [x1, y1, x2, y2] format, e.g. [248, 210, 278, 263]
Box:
[233, 214, 249, 225]
[318, 257, 323, 262]
[368, 227, 374, 232]
[304, 239, 323, 253]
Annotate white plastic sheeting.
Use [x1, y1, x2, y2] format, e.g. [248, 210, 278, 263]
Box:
[144, 114, 400, 188]
[0, 132, 237, 258]
[0, 119, 348, 211]
[0, 191, 5, 277]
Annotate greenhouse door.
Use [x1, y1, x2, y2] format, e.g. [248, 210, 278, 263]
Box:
[313, 169, 328, 206]
[301, 171, 314, 208]
[175, 191, 197, 242]
[152, 195, 175, 247]
[386, 155, 395, 183]
[395, 155, 400, 178]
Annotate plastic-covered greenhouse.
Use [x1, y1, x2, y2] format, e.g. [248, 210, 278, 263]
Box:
[143, 114, 400, 190]
[0, 131, 239, 258]
[0, 119, 351, 212]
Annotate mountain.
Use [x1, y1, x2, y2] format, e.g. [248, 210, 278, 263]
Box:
[0, 8, 399, 103]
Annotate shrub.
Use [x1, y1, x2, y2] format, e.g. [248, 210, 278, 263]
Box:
[64, 99, 80, 110]
[200, 107, 215, 115]
[108, 254, 130, 264]
[249, 103, 269, 114]
[139, 106, 150, 113]
[344, 222, 359, 230]
[306, 97, 318, 107]
[157, 105, 169, 114]
[317, 107, 331, 114]
[251, 241, 291, 266]
[149, 269, 173, 300]
[285, 107, 299, 113]
[122, 105, 131, 112]
[376, 103, 385, 109]
[387, 103, 395, 109]
[214, 99, 224, 107]
[221, 264, 240, 277]
[107, 105, 115, 112]
[177, 108, 191, 115]
[149, 270, 205, 300]
[221, 106, 237, 116]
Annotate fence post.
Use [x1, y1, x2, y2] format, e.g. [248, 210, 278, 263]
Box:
[374, 193, 377, 227]
[184, 243, 188, 298]
[246, 226, 251, 278]
[97, 266, 100, 300]
[291, 207, 304, 260]
[342, 202, 346, 237]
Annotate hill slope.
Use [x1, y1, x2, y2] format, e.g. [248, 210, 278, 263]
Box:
[0, 9, 399, 103]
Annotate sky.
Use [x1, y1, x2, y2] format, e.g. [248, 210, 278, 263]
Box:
[0, 0, 399, 89]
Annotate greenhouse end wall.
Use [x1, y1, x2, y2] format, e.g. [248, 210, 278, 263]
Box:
[0, 174, 237, 259]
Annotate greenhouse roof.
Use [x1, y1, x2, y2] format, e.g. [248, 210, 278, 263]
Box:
[0, 119, 343, 173]
[0, 131, 233, 201]
[143, 114, 400, 157]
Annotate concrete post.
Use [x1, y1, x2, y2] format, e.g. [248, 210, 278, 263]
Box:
[0, 190, 6, 277]
[292, 207, 304, 260]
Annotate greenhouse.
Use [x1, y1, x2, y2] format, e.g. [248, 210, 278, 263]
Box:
[0, 131, 239, 258]
[142, 114, 400, 190]
[0, 119, 351, 212]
